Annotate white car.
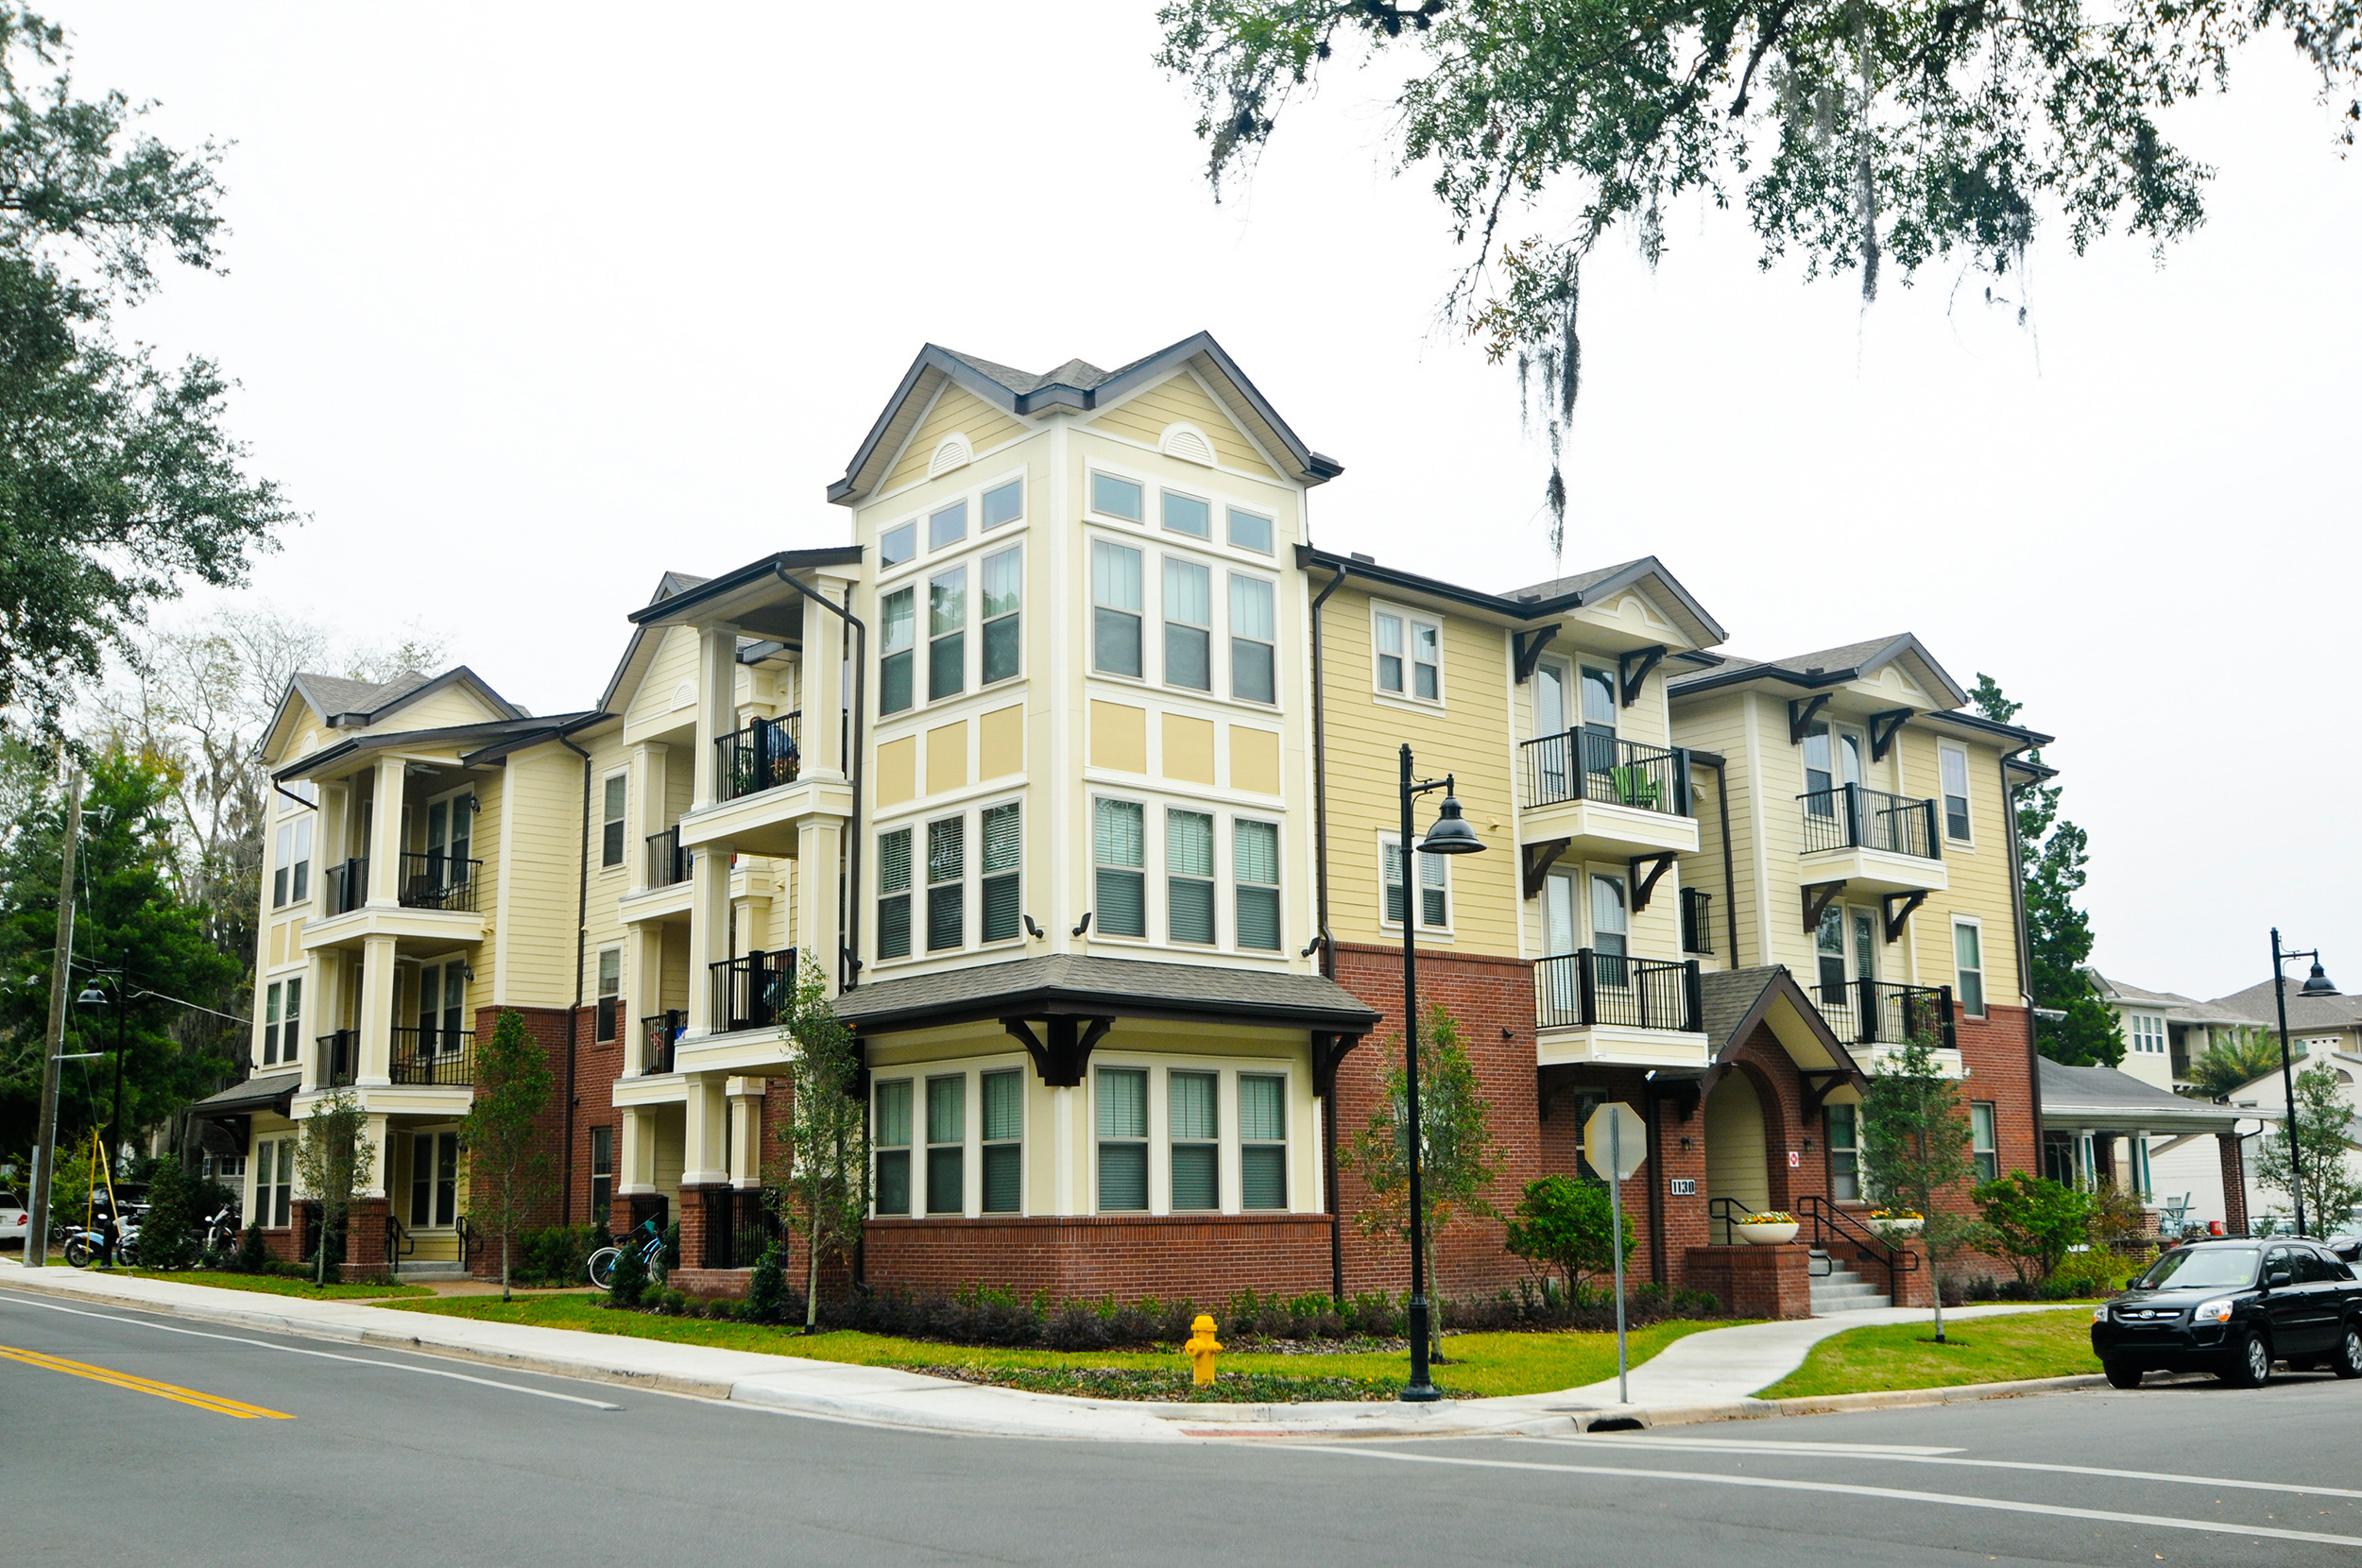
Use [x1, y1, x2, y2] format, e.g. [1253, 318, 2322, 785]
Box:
[0, 1189, 27, 1250]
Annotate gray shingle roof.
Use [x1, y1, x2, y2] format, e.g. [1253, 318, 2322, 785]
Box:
[187, 1071, 302, 1117]
[937, 349, 1114, 397]
[1506, 559, 1650, 604]
[289, 669, 430, 721]
[2211, 978, 2362, 1033]
[834, 954, 1381, 1034]
[2037, 1058, 2245, 1129]
[1697, 964, 1856, 1069]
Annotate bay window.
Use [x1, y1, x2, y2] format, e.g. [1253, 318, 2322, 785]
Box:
[1092, 540, 1142, 676]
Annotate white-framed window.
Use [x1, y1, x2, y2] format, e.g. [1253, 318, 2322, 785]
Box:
[1087, 1062, 1292, 1216]
[876, 827, 912, 961]
[1094, 798, 1147, 938]
[927, 496, 967, 553]
[1091, 539, 1143, 677]
[878, 586, 916, 715]
[1240, 1073, 1288, 1209]
[1167, 809, 1216, 945]
[1939, 742, 1972, 843]
[1954, 919, 1985, 1017]
[927, 566, 966, 703]
[980, 802, 1021, 944]
[1373, 605, 1441, 702]
[601, 773, 627, 868]
[980, 545, 1021, 685]
[274, 816, 312, 908]
[1825, 1105, 1860, 1201]
[879, 518, 917, 570]
[926, 816, 965, 952]
[1095, 1065, 1149, 1211]
[1170, 1069, 1220, 1210]
[208, 1152, 248, 1183]
[981, 1067, 1023, 1213]
[1383, 837, 1450, 931]
[873, 1078, 913, 1217]
[1971, 1101, 1998, 1185]
[263, 981, 282, 1066]
[1229, 573, 1275, 704]
[1088, 469, 1144, 523]
[280, 779, 317, 813]
[595, 947, 621, 1042]
[1163, 555, 1212, 691]
[252, 1137, 294, 1228]
[590, 1125, 614, 1229]
[1235, 819, 1281, 951]
[409, 1131, 458, 1227]
[1162, 487, 1211, 540]
[1227, 506, 1274, 555]
[980, 476, 1023, 531]
[925, 1074, 965, 1214]
[2130, 1013, 2168, 1055]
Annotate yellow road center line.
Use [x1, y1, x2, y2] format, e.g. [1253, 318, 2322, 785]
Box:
[0, 1343, 294, 1419]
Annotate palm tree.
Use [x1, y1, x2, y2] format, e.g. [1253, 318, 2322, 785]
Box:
[2182, 1027, 2286, 1101]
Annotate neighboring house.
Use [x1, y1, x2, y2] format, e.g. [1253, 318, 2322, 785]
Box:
[2208, 976, 2362, 1065]
[2216, 1052, 2362, 1234]
[2086, 969, 2268, 1094]
[185, 332, 2061, 1312]
[2035, 1058, 2251, 1234]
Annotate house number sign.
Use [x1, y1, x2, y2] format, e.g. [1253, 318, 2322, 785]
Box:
[1668, 1178, 1697, 1196]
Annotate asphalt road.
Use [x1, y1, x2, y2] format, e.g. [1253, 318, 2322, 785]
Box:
[6, 1287, 2361, 1566]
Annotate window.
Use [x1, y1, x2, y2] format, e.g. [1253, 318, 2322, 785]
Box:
[980, 546, 1021, 685]
[1954, 920, 1985, 1016]
[595, 774, 626, 868]
[1680, 886, 1714, 955]
[981, 477, 1023, 530]
[1235, 820, 1280, 951]
[1227, 507, 1273, 554]
[1163, 556, 1211, 690]
[879, 587, 916, 715]
[981, 803, 1021, 943]
[1971, 1101, 1998, 1185]
[273, 825, 291, 907]
[1825, 1105, 1860, 1202]
[1094, 799, 1146, 937]
[1591, 873, 1629, 984]
[1097, 1067, 1148, 1211]
[928, 498, 967, 552]
[281, 779, 317, 812]
[1374, 609, 1440, 700]
[876, 827, 912, 961]
[874, 1080, 912, 1217]
[290, 818, 311, 903]
[928, 567, 966, 702]
[253, 1138, 294, 1227]
[1815, 905, 1847, 1002]
[1162, 489, 1210, 539]
[595, 947, 621, 1042]
[927, 816, 965, 951]
[263, 982, 282, 1066]
[926, 1075, 965, 1214]
[1168, 810, 1215, 944]
[1170, 1070, 1219, 1210]
[1383, 840, 1449, 930]
[1230, 575, 1275, 704]
[2131, 1014, 2168, 1055]
[982, 1068, 1022, 1213]
[590, 1126, 614, 1229]
[1240, 1074, 1287, 1209]
[1091, 540, 1143, 676]
[1091, 471, 1143, 521]
[281, 978, 300, 1065]
[880, 520, 917, 570]
[1803, 721, 1834, 805]
[1940, 744, 1972, 841]
[410, 1132, 457, 1228]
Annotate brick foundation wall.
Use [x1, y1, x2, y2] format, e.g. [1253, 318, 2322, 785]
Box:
[1684, 1242, 1813, 1319]
[2218, 1133, 2249, 1234]
[465, 1004, 583, 1279]
[339, 1198, 390, 1283]
[863, 1215, 1333, 1301]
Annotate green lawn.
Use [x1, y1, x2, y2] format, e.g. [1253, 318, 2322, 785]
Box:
[387, 1293, 1736, 1400]
[1757, 1308, 2098, 1399]
[117, 1268, 434, 1301]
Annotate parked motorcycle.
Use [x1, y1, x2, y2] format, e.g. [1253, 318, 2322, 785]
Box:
[197, 1203, 243, 1259]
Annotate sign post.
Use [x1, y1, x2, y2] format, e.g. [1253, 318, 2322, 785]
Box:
[1583, 1100, 1648, 1406]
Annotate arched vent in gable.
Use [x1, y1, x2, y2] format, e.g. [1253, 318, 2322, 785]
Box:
[1159, 423, 1216, 467]
[671, 680, 696, 709]
[929, 435, 973, 476]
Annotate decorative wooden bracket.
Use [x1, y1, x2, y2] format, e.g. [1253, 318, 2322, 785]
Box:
[1513, 624, 1560, 684]
[1868, 707, 1912, 762]
[1881, 889, 1929, 943]
[1628, 851, 1677, 915]
[1001, 1015, 1112, 1088]
[1660, 1076, 1703, 1123]
[1618, 644, 1667, 707]
[1788, 694, 1832, 744]
[1310, 1031, 1364, 1098]
[1521, 839, 1569, 899]
[1799, 1068, 1854, 1119]
[1802, 879, 1847, 934]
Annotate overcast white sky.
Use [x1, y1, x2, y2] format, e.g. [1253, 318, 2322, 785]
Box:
[57, 4, 2362, 1004]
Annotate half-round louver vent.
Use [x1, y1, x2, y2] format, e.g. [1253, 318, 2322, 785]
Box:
[1159, 423, 1215, 467]
[671, 680, 695, 709]
[929, 435, 973, 476]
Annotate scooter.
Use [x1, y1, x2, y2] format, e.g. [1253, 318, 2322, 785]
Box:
[197, 1203, 243, 1259]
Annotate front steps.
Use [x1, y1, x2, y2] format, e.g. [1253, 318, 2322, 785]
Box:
[1808, 1250, 1891, 1314]
[394, 1261, 469, 1282]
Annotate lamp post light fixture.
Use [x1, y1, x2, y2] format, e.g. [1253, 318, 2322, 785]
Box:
[77, 963, 131, 1160]
[1396, 743, 1487, 1403]
[2268, 929, 2338, 1238]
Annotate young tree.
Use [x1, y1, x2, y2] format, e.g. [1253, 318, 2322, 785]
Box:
[771, 955, 866, 1332]
[1860, 1036, 1980, 1341]
[1503, 1173, 1633, 1296]
[2183, 1028, 2287, 1102]
[2256, 1063, 2362, 1234]
[294, 1087, 373, 1287]
[459, 1009, 555, 1302]
[1972, 1170, 2091, 1284]
[136, 1149, 199, 1270]
[1344, 1002, 1503, 1356]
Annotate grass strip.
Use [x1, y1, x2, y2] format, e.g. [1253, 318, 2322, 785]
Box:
[1757, 1307, 2097, 1399]
[115, 1269, 435, 1301]
[386, 1293, 1736, 1400]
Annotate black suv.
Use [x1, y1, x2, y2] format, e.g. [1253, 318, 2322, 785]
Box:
[2092, 1237, 2362, 1388]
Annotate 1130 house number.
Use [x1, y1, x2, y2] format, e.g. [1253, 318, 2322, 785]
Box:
[1668, 1178, 1697, 1196]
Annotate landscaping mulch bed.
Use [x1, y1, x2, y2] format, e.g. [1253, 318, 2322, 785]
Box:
[916, 1363, 1403, 1403]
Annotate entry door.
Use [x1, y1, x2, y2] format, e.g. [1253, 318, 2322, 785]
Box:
[419, 962, 466, 1052]
[1579, 666, 1617, 785]
[1541, 872, 1581, 1021]
[409, 1132, 457, 1229]
[1850, 908, 1879, 985]
[425, 799, 448, 885]
[1534, 661, 1570, 798]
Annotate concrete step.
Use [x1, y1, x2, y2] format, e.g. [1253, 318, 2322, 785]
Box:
[394, 1262, 468, 1281]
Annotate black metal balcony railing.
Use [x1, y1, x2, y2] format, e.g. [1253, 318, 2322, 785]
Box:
[645, 827, 691, 889]
[714, 711, 801, 804]
[642, 1011, 686, 1074]
[319, 1029, 358, 1088]
[1520, 732, 1688, 816]
[325, 858, 368, 916]
[1534, 951, 1703, 1032]
[711, 949, 797, 1034]
[703, 1186, 780, 1270]
[1799, 784, 1942, 861]
[390, 1026, 476, 1085]
[399, 851, 483, 912]
[1813, 980, 1957, 1049]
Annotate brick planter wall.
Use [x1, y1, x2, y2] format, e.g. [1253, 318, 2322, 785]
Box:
[1684, 1242, 1813, 1319]
[863, 1215, 1333, 1301]
[339, 1197, 390, 1283]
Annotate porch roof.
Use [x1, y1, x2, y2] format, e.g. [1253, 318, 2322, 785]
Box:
[834, 954, 1380, 1036]
[2038, 1058, 2249, 1133]
[186, 1071, 301, 1119]
[1701, 965, 1862, 1080]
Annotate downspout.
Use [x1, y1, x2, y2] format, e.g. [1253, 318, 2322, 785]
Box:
[1644, 1077, 1667, 1286]
[556, 729, 593, 1229]
[1307, 565, 1346, 1301]
[2000, 747, 2042, 1152]
[770, 567, 867, 989]
[1710, 758, 1739, 964]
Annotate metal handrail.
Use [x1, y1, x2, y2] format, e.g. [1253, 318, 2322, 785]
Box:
[642, 1011, 684, 1074]
[714, 711, 802, 803]
[457, 1215, 481, 1268]
[1798, 783, 1941, 860]
[1520, 732, 1688, 815]
[644, 826, 690, 889]
[1798, 1194, 1921, 1300]
[389, 1027, 475, 1085]
[318, 1029, 358, 1088]
[1810, 980, 1957, 1048]
[710, 948, 797, 1034]
[385, 1213, 414, 1270]
[1533, 950, 1702, 1031]
[398, 852, 482, 912]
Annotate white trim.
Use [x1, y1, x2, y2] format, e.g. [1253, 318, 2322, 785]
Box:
[1952, 914, 1988, 1018]
[1369, 599, 1445, 707]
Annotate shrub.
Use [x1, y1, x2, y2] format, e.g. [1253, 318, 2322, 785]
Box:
[234, 1222, 269, 1274]
[137, 1157, 201, 1271]
[1974, 1171, 2091, 1283]
[746, 1243, 786, 1324]
[1504, 1174, 1635, 1292]
[659, 1222, 679, 1279]
[2054, 1245, 2148, 1296]
[515, 1225, 603, 1287]
[606, 1222, 649, 1309]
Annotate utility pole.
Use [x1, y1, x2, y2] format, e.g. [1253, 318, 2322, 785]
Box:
[25, 770, 84, 1270]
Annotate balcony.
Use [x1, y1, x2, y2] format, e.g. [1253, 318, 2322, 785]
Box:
[397, 852, 482, 913]
[1797, 785, 1948, 896]
[1533, 950, 1708, 1068]
[1517, 734, 1699, 859]
[390, 1027, 475, 1086]
[642, 1010, 685, 1074]
[677, 710, 852, 858]
[319, 1029, 357, 1088]
[325, 858, 368, 917]
[715, 712, 801, 803]
[1811, 979, 1963, 1075]
[645, 827, 691, 889]
[710, 949, 797, 1036]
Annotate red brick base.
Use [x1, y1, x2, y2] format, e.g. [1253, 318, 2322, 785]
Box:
[1684, 1243, 1813, 1319]
[864, 1215, 1333, 1301]
[669, 1267, 754, 1298]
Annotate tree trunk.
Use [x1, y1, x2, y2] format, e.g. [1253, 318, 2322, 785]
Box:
[804, 1201, 821, 1333]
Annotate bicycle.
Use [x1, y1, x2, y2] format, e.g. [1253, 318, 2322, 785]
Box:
[586, 1218, 664, 1289]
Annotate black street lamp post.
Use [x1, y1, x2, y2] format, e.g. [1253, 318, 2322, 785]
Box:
[1395, 743, 1486, 1403]
[77, 959, 131, 1159]
[2268, 929, 2339, 1237]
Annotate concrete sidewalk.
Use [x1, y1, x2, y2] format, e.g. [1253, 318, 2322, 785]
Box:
[0, 1256, 2089, 1440]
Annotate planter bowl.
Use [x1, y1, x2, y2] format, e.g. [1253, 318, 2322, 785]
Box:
[1734, 1220, 1800, 1246]
[1872, 1217, 1925, 1237]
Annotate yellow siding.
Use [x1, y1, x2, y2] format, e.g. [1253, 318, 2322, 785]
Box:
[496, 743, 588, 1007]
[1673, 694, 1758, 969]
[1161, 713, 1215, 786]
[1086, 371, 1280, 479]
[1229, 724, 1280, 796]
[371, 685, 502, 734]
[876, 737, 916, 807]
[625, 626, 701, 732]
[1897, 729, 2023, 1008]
[979, 705, 1023, 779]
[925, 720, 968, 796]
[1088, 699, 1147, 774]
[881, 383, 1028, 494]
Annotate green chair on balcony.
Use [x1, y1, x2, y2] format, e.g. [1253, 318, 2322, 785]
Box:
[1609, 764, 1660, 810]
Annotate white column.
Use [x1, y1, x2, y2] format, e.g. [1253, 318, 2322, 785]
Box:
[683, 1072, 729, 1186]
[619, 1106, 655, 1195]
[367, 755, 407, 905]
[795, 818, 843, 995]
[693, 623, 739, 811]
[727, 1082, 763, 1188]
[357, 934, 398, 1087]
[686, 837, 734, 1036]
[628, 922, 666, 1072]
[626, 742, 654, 894]
[357, 1114, 391, 1198]
[798, 575, 848, 782]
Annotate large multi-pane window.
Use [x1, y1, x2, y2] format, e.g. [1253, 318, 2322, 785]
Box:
[927, 497, 967, 552]
[1096, 1067, 1149, 1211]
[1954, 920, 1985, 1016]
[1940, 743, 1972, 841]
[1971, 1101, 1999, 1185]
[1170, 1071, 1219, 1210]
[980, 546, 1021, 685]
[1167, 810, 1215, 945]
[2130, 1014, 2168, 1055]
[253, 1137, 294, 1227]
[874, 1079, 913, 1216]
[1235, 820, 1280, 951]
[981, 803, 1021, 943]
[926, 1076, 965, 1214]
[1230, 574, 1275, 704]
[1092, 541, 1143, 676]
[1383, 840, 1450, 930]
[1090, 471, 1143, 521]
[927, 817, 965, 951]
[876, 827, 912, 960]
[879, 587, 916, 714]
[602, 775, 626, 867]
[928, 567, 966, 702]
[1094, 800, 1146, 937]
[1826, 1105, 1860, 1201]
[982, 1068, 1022, 1214]
[1163, 557, 1211, 690]
[595, 948, 621, 1041]
[1240, 1075, 1287, 1210]
[274, 818, 311, 907]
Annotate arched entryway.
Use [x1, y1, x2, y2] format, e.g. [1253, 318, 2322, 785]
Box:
[1704, 1072, 1770, 1243]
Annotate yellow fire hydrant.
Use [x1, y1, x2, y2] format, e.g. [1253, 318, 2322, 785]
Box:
[1184, 1314, 1223, 1387]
